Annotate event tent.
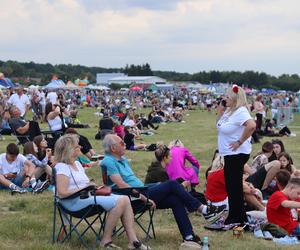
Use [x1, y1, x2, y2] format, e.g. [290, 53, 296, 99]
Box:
[44, 79, 66, 89]
[0, 77, 16, 88]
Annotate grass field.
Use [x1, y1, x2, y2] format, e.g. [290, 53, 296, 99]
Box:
[0, 107, 300, 250]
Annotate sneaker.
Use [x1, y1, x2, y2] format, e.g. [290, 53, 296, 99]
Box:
[11, 186, 28, 195]
[254, 229, 264, 238]
[33, 180, 50, 194]
[203, 204, 226, 223]
[222, 223, 241, 231]
[263, 231, 273, 240]
[204, 215, 226, 231]
[180, 241, 201, 250]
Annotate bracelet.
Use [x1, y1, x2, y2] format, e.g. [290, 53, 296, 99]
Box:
[25, 175, 31, 179]
[237, 140, 242, 145]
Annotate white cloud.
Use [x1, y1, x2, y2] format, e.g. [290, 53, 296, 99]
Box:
[1, 0, 300, 75]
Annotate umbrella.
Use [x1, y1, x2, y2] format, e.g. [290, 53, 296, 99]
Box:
[130, 86, 142, 91]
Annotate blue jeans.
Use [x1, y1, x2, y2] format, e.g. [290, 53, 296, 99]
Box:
[292, 224, 300, 236]
[0, 175, 24, 190]
[145, 180, 201, 239]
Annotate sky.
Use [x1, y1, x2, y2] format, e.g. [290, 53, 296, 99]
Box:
[1, 0, 300, 76]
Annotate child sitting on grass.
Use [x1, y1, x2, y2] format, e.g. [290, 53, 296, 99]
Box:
[123, 126, 146, 151]
[266, 178, 300, 236]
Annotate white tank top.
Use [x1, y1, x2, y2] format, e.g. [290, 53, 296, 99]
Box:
[48, 116, 66, 131]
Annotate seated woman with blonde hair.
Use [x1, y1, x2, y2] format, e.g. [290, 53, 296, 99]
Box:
[54, 134, 149, 249]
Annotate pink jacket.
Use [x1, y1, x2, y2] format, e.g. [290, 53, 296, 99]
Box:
[165, 146, 200, 185]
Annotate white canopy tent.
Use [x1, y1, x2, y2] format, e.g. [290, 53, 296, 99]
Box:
[44, 79, 66, 89]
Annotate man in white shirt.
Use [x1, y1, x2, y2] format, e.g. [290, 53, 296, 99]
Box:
[7, 87, 30, 117]
[46, 90, 58, 105]
[0, 143, 48, 194]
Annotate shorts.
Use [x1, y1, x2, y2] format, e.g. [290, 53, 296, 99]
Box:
[292, 224, 300, 236]
[246, 167, 267, 190]
[60, 193, 121, 212]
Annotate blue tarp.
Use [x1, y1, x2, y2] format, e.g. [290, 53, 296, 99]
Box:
[0, 78, 16, 88]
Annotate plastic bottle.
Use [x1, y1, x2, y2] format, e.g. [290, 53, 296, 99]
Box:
[202, 236, 209, 250]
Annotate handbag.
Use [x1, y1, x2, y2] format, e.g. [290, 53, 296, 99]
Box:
[93, 185, 112, 196]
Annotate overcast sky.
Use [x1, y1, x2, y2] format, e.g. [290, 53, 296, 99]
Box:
[1, 0, 300, 76]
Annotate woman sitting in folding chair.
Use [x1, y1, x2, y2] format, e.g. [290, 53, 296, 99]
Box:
[54, 134, 150, 250]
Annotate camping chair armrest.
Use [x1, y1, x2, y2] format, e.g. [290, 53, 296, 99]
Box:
[112, 186, 149, 198]
[60, 185, 97, 200]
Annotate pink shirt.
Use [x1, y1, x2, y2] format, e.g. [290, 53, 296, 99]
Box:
[165, 146, 200, 184]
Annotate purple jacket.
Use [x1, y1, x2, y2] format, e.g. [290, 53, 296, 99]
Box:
[165, 146, 200, 184]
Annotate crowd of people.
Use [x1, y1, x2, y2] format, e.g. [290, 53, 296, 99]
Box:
[0, 83, 300, 249]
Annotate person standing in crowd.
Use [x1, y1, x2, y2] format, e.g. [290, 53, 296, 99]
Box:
[216, 85, 256, 227]
[7, 86, 30, 118]
[253, 94, 265, 132]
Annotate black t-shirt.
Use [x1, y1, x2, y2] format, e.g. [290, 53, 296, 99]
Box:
[99, 118, 114, 130]
[124, 133, 135, 149]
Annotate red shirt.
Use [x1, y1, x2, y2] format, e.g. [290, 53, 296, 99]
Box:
[205, 169, 227, 202]
[266, 191, 299, 234]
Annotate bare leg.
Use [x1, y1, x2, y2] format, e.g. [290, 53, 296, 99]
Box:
[119, 198, 140, 248]
[262, 161, 281, 190]
[0, 175, 13, 188]
[100, 196, 132, 246]
[244, 194, 265, 211]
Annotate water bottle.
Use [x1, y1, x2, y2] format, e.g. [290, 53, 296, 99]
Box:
[202, 236, 209, 250]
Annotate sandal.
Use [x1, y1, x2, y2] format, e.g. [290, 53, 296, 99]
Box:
[128, 241, 151, 250]
[101, 241, 122, 249]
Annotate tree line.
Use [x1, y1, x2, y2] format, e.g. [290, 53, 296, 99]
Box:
[0, 60, 299, 91]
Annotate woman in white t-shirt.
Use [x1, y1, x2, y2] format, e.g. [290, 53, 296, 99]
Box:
[216, 85, 256, 226]
[54, 134, 149, 249]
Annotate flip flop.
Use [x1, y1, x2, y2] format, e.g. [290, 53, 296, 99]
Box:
[101, 241, 122, 249]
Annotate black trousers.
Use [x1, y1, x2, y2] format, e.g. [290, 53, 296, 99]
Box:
[224, 153, 250, 224]
[256, 113, 263, 131]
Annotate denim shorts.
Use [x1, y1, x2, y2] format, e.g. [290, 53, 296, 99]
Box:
[60, 193, 121, 212]
[292, 223, 300, 236]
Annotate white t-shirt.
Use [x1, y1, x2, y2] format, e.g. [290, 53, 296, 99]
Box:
[48, 116, 67, 131]
[47, 92, 58, 105]
[0, 153, 27, 175]
[55, 161, 90, 191]
[8, 93, 30, 116]
[123, 118, 135, 127]
[217, 106, 253, 156]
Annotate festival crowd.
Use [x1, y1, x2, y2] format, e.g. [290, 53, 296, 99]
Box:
[0, 82, 300, 249]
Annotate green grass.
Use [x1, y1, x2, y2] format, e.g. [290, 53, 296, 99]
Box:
[0, 108, 300, 249]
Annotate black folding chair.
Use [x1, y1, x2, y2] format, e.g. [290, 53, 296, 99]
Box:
[52, 168, 107, 250]
[101, 165, 156, 240]
[8, 120, 30, 145]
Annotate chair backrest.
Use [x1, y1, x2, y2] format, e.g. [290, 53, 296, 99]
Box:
[8, 118, 30, 144]
[101, 164, 108, 186]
